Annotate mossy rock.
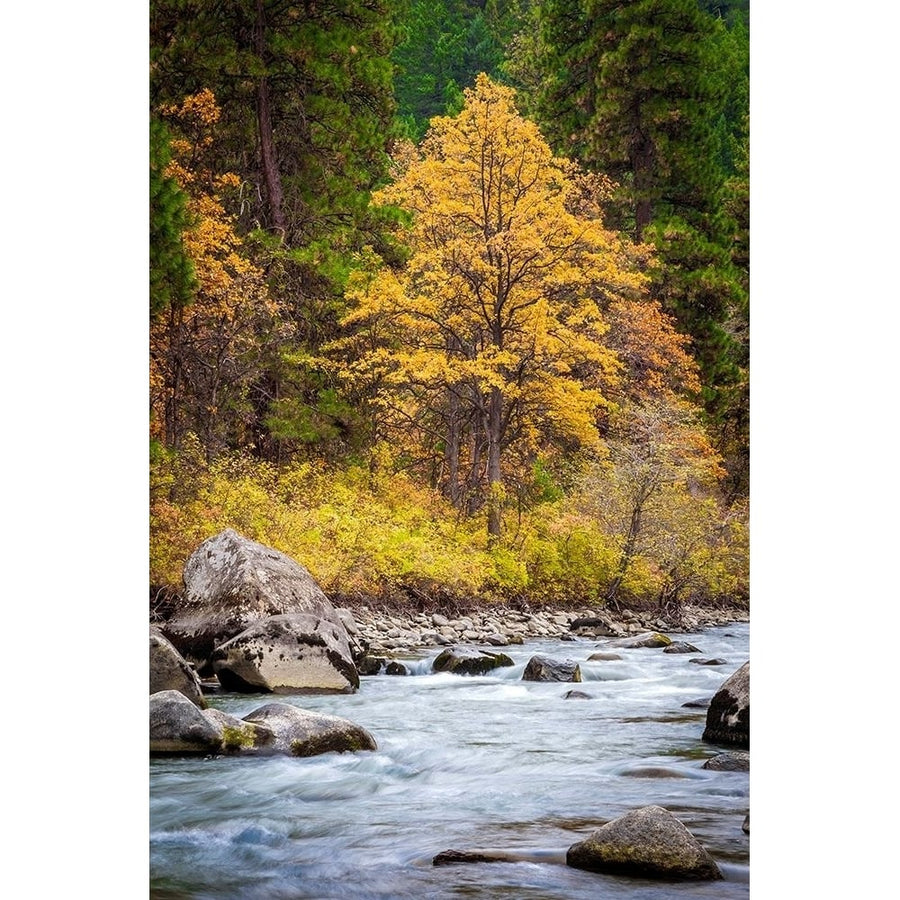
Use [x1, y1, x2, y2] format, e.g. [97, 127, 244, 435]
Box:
[242, 703, 376, 757]
[566, 806, 722, 880]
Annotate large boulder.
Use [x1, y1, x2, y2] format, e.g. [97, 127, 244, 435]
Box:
[164, 529, 348, 665]
[702, 661, 749, 749]
[566, 806, 722, 880]
[522, 654, 582, 682]
[432, 647, 514, 676]
[150, 690, 222, 755]
[210, 613, 359, 694]
[150, 628, 206, 708]
[242, 703, 377, 757]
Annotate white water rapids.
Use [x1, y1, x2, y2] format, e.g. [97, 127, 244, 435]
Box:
[151, 622, 749, 899]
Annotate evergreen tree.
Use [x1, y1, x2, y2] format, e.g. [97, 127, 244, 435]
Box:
[151, 0, 403, 461]
[509, 0, 749, 492]
[151, 0, 400, 250]
[149, 119, 195, 319]
[392, 0, 507, 139]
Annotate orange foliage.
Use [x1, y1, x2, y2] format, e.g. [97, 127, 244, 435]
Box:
[150, 91, 281, 454]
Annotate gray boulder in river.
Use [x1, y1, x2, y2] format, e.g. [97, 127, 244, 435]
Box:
[702, 661, 749, 749]
[150, 627, 206, 708]
[523, 654, 582, 682]
[163, 529, 352, 667]
[602, 631, 672, 649]
[432, 647, 514, 676]
[150, 690, 221, 755]
[211, 612, 359, 694]
[242, 703, 377, 756]
[566, 806, 722, 880]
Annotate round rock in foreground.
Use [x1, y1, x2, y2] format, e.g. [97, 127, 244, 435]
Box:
[242, 703, 377, 757]
[566, 805, 722, 880]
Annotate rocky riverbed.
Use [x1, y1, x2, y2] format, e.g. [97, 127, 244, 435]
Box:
[343, 602, 749, 657]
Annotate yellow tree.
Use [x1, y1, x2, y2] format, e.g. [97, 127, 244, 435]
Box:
[150, 90, 282, 458]
[579, 395, 726, 608]
[341, 75, 648, 541]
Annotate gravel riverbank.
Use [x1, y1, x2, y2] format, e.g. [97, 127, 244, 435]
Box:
[340, 602, 749, 657]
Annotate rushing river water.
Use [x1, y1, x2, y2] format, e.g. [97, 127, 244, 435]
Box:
[150, 622, 749, 899]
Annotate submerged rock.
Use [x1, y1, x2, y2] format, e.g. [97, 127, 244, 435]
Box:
[385, 661, 409, 676]
[682, 697, 712, 709]
[242, 703, 377, 757]
[164, 529, 349, 665]
[433, 849, 522, 866]
[563, 690, 593, 700]
[702, 661, 749, 749]
[566, 806, 722, 880]
[432, 647, 514, 676]
[523, 654, 582, 682]
[588, 651, 623, 661]
[211, 612, 359, 694]
[690, 657, 728, 666]
[150, 690, 221, 755]
[664, 641, 701, 654]
[702, 751, 750, 772]
[742, 813, 749, 834]
[150, 628, 206, 708]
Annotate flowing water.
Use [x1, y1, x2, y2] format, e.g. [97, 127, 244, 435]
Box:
[150, 622, 749, 899]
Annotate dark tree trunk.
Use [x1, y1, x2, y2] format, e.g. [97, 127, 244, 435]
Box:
[487, 385, 503, 543]
[254, 0, 286, 235]
[445, 388, 461, 505]
[606, 501, 643, 604]
[631, 132, 655, 242]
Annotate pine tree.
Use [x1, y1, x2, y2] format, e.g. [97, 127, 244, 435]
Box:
[511, 0, 749, 491]
[149, 119, 195, 319]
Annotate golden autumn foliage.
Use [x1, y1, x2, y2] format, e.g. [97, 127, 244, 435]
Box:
[577, 395, 736, 607]
[148, 86, 749, 616]
[338, 75, 650, 539]
[150, 90, 282, 456]
[150, 443, 747, 608]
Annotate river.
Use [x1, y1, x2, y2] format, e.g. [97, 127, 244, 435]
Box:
[150, 622, 749, 898]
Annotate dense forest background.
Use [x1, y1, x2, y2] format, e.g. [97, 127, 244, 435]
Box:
[149, 0, 750, 613]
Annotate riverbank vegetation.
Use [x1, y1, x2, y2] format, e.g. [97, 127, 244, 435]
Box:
[150, 0, 749, 614]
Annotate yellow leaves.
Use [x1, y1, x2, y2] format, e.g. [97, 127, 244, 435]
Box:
[150, 90, 279, 448]
[340, 76, 667, 512]
[159, 88, 220, 130]
[605, 299, 702, 401]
